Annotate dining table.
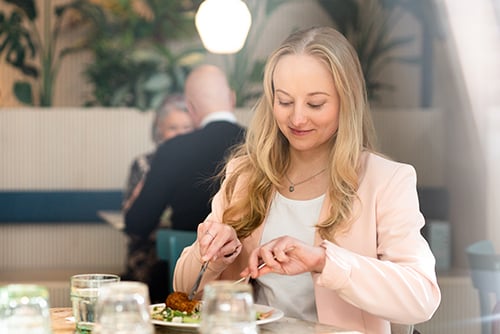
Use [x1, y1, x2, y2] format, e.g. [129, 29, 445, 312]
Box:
[50, 307, 361, 334]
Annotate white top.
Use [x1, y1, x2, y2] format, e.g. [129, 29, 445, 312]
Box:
[200, 111, 237, 128]
[255, 192, 325, 322]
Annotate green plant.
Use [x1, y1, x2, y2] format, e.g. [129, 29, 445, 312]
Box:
[0, 0, 85, 105]
[317, 0, 418, 102]
[78, 0, 205, 110]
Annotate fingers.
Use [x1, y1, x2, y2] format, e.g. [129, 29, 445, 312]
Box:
[198, 220, 240, 262]
[244, 239, 296, 278]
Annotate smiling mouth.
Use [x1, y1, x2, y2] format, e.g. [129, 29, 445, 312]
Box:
[289, 127, 312, 135]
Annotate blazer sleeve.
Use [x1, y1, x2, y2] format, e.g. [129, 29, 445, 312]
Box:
[316, 164, 441, 324]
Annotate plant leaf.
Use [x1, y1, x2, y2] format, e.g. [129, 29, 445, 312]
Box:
[4, 0, 37, 21]
[13, 81, 33, 105]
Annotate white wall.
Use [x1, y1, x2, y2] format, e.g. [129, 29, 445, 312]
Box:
[0, 109, 154, 190]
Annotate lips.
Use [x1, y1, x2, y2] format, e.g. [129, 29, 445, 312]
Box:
[289, 127, 313, 136]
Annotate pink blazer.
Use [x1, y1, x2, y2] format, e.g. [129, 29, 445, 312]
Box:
[173, 152, 441, 334]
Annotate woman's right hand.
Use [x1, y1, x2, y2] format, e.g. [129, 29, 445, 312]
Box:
[197, 220, 241, 265]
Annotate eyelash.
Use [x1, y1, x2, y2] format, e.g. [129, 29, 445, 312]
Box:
[277, 101, 323, 109]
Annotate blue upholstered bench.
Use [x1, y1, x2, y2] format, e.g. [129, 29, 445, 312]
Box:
[0, 188, 446, 223]
[0, 191, 123, 223]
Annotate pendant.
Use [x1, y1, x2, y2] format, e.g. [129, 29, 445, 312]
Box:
[289, 185, 295, 192]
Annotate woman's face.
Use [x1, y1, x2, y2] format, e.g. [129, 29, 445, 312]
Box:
[272, 54, 340, 155]
[159, 109, 194, 141]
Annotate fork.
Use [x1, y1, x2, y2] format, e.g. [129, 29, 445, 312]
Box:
[233, 262, 268, 285]
[233, 247, 295, 284]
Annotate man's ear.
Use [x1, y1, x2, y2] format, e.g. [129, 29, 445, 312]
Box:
[186, 100, 199, 126]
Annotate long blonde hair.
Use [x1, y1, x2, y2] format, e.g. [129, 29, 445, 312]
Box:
[222, 26, 377, 240]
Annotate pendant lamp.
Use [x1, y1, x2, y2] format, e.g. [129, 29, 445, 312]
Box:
[195, 0, 252, 54]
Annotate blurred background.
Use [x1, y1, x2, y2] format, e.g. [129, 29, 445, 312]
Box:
[1, 1, 499, 333]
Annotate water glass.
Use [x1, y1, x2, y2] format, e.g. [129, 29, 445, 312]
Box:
[0, 284, 52, 334]
[200, 281, 258, 334]
[93, 281, 154, 334]
[70, 273, 120, 333]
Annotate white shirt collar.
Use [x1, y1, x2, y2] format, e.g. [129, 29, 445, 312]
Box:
[200, 111, 237, 128]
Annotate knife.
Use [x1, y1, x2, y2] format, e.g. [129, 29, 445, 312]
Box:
[188, 261, 209, 300]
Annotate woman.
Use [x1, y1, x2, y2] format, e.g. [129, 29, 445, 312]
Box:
[173, 26, 441, 333]
[123, 93, 194, 209]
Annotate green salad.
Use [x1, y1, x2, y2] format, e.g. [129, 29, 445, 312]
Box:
[151, 305, 201, 323]
[151, 304, 274, 324]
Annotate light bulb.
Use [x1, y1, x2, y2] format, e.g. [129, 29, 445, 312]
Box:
[195, 0, 252, 54]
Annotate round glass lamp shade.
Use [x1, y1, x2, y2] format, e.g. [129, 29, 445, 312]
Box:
[195, 0, 252, 54]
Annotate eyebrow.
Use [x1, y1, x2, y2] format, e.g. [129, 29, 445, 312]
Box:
[275, 89, 330, 97]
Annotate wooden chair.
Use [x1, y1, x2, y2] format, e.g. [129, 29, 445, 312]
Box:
[466, 240, 500, 334]
[156, 229, 197, 294]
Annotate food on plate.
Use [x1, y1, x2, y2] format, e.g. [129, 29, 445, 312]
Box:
[151, 291, 275, 324]
[151, 303, 201, 324]
[165, 291, 200, 313]
[151, 291, 201, 324]
[257, 309, 274, 320]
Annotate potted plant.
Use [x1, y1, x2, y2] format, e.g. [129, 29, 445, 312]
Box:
[0, 0, 89, 105]
[77, 0, 205, 110]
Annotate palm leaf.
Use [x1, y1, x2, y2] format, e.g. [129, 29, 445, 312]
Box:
[4, 0, 37, 21]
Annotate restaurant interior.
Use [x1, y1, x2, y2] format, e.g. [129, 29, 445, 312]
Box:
[1, 0, 499, 333]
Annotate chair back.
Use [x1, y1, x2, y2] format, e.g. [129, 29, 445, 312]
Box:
[466, 240, 500, 334]
[390, 323, 414, 333]
[156, 229, 197, 294]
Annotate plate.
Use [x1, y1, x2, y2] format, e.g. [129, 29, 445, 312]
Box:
[150, 303, 284, 328]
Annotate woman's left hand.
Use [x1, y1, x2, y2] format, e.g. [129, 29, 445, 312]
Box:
[240, 236, 326, 279]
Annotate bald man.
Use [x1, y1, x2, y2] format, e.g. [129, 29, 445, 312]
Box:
[125, 64, 245, 235]
[124, 65, 245, 301]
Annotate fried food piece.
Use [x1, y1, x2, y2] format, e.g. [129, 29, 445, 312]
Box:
[165, 291, 200, 313]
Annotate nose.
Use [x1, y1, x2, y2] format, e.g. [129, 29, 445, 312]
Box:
[290, 104, 307, 127]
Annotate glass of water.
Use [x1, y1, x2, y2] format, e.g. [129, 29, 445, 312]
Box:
[70, 273, 120, 333]
[93, 281, 154, 334]
[200, 281, 258, 334]
[0, 284, 52, 334]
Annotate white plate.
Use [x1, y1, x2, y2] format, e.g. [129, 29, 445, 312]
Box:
[150, 303, 284, 328]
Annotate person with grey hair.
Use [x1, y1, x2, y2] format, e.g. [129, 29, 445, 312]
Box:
[123, 94, 194, 209]
[122, 93, 194, 302]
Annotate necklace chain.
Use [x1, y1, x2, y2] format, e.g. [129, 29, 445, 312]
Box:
[285, 168, 327, 192]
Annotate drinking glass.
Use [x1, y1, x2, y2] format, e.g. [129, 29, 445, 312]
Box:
[0, 284, 52, 334]
[93, 281, 154, 334]
[70, 273, 120, 333]
[200, 281, 258, 334]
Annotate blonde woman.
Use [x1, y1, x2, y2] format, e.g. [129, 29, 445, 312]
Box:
[174, 26, 441, 333]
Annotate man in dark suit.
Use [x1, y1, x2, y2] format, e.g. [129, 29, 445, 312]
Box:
[125, 64, 246, 237]
[124, 65, 245, 302]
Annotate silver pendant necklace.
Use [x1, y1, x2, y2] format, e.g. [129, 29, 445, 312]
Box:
[285, 168, 327, 192]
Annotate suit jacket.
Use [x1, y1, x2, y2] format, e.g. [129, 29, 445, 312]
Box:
[173, 152, 441, 334]
[125, 120, 245, 237]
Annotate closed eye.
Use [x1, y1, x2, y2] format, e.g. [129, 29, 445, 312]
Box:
[308, 103, 324, 109]
[278, 100, 293, 106]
